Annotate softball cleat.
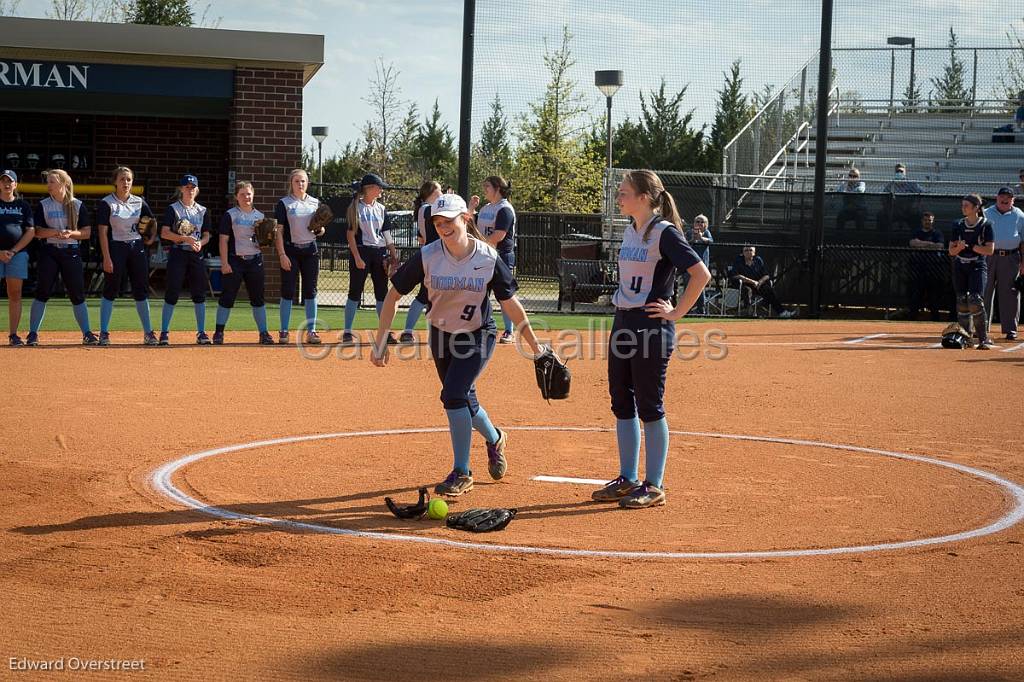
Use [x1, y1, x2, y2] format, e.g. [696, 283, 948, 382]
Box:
[486, 429, 508, 480]
[618, 481, 666, 509]
[435, 469, 474, 497]
[591, 476, 640, 501]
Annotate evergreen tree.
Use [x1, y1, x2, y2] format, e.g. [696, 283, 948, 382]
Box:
[412, 100, 457, 182]
[512, 26, 603, 212]
[613, 78, 705, 172]
[128, 0, 192, 25]
[478, 94, 512, 171]
[708, 59, 750, 172]
[931, 27, 971, 109]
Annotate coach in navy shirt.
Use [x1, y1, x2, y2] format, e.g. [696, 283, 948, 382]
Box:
[907, 210, 946, 321]
[729, 245, 795, 318]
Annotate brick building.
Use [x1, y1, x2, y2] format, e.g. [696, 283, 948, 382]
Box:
[1, 17, 323, 298]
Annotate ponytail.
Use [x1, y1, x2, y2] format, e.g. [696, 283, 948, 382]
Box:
[465, 214, 484, 241]
[414, 180, 442, 214]
[346, 189, 363, 232]
[622, 170, 681, 243]
[46, 168, 77, 231]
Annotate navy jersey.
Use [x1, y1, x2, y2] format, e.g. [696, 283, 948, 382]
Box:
[417, 203, 439, 244]
[162, 201, 211, 249]
[951, 217, 994, 262]
[477, 199, 515, 253]
[275, 194, 321, 246]
[731, 255, 769, 281]
[0, 198, 33, 250]
[96, 193, 154, 242]
[219, 207, 265, 257]
[349, 199, 392, 247]
[35, 197, 90, 246]
[391, 238, 517, 333]
[614, 218, 700, 308]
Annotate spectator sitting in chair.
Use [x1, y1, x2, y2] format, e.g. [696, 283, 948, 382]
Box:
[684, 214, 712, 314]
[1016, 98, 1024, 131]
[1014, 169, 1024, 201]
[880, 163, 925, 232]
[835, 168, 866, 230]
[729, 245, 796, 318]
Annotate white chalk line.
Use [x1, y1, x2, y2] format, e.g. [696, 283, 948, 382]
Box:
[532, 475, 608, 485]
[844, 333, 889, 344]
[149, 426, 1024, 560]
[1002, 341, 1024, 353]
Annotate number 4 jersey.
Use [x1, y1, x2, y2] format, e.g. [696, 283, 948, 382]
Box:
[614, 218, 701, 309]
[392, 238, 517, 333]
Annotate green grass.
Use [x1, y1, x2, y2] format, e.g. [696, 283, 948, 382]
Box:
[0, 299, 676, 332]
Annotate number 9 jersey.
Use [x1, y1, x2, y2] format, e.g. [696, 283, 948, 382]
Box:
[391, 238, 517, 333]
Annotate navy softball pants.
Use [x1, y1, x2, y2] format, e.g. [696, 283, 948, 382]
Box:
[281, 242, 319, 302]
[102, 239, 149, 302]
[608, 309, 675, 423]
[953, 258, 987, 298]
[219, 254, 265, 308]
[35, 244, 86, 305]
[429, 325, 497, 415]
[349, 245, 389, 302]
[164, 248, 208, 305]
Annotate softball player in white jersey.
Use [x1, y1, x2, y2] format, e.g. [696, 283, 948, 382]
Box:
[371, 194, 546, 497]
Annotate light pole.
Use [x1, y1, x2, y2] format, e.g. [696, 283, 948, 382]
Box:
[887, 36, 916, 108]
[594, 70, 623, 169]
[311, 126, 328, 186]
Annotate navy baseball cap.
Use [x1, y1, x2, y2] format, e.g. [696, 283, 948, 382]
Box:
[997, 186, 1015, 196]
[359, 173, 389, 189]
[0, 169, 16, 182]
[180, 174, 199, 187]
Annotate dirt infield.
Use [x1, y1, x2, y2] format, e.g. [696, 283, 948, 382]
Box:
[2, 321, 1023, 680]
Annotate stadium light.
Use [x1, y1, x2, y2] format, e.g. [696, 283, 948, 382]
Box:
[887, 36, 916, 109]
[312, 126, 329, 186]
[595, 70, 624, 169]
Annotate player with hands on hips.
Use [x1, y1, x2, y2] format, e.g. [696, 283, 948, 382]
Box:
[96, 166, 158, 346]
[475, 176, 518, 344]
[371, 193, 549, 497]
[344, 173, 400, 345]
[29, 168, 97, 346]
[0, 169, 35, 346]
[158, 174, 213, 345]
[214, 181, 274, 345]
[592, 170, 710, 509]
[399, 180, 443, 343]
[275, 168, 325, 345]
[949, 193, 996, 349]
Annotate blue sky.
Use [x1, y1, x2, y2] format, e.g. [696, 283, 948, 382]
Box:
[8, 1, 1022, 155]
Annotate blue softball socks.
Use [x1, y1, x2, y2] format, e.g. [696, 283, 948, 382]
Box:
[616, 417, 641, 482]
[471, 406, 500, 444]
[29, 299, 46, 334]
[216, 304, 231, 328]
[404, 298, 426, 332]
[304, 298, 317, 332]
[343, 298, 358, 333]
[72, 302, 91, 334]
[252, 305, 268, 334]
[446, 408, 474, 474]
[135, 300, 152, 334]
[160, 302, 174, 333]
[193, 302, 206, 334]
[279, 298, 292, 333]
[643, 418, 670, 488]
[100, 298, 114, 334]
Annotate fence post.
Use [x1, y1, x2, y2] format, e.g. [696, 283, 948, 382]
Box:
[799, 65, 807, 123]
[889, 48, 895, 115]
[971, 49, 978, 105]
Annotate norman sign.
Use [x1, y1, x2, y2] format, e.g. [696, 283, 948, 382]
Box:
[0, 61, 88, 89]
[0, 59, 233, 98]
